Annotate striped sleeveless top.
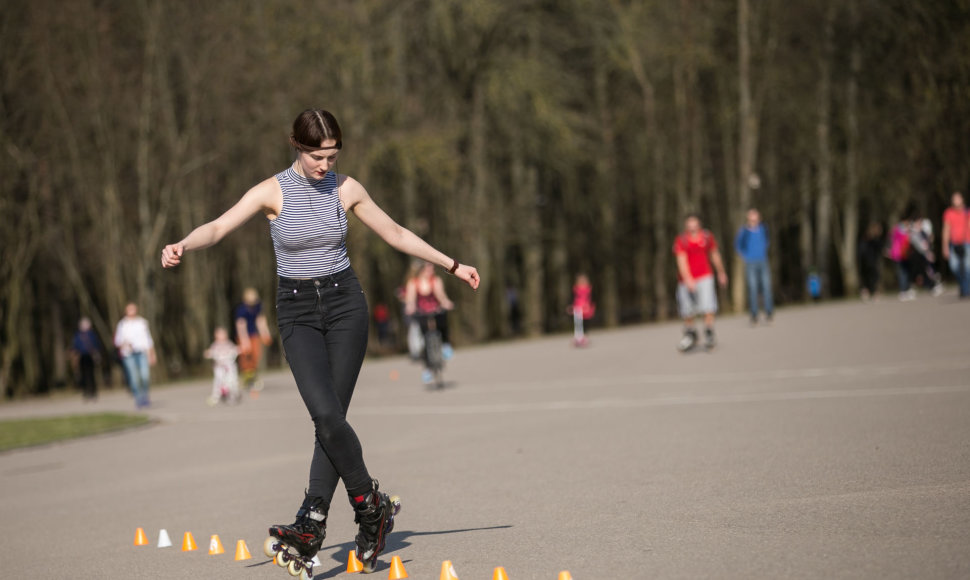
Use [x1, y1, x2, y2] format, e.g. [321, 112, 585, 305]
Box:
[270, 167, 350, 278]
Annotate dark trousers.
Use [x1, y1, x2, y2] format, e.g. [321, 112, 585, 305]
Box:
[416, 311, 450, 344]
[277, 268, 373, 507]
[79, 353, 97, 399]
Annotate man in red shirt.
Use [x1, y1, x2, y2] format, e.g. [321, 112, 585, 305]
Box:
[942, 191, 970, 298]
[673, 214, 729, 350]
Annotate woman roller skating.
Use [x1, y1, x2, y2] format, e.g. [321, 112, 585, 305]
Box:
[161, 109, 480, 575]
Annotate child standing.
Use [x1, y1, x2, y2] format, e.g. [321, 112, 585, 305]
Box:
[204, 327, 240, 405]
[570, 274, 595, 347]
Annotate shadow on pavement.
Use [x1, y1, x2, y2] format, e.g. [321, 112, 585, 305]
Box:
[305, 525, 514, 578]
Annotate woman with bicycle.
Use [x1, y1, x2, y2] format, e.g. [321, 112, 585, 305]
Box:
[405, 260, 455, 384]
[160, 109, 479, 573]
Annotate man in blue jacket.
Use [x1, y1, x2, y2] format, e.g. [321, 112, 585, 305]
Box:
[735, 208, 774, 324]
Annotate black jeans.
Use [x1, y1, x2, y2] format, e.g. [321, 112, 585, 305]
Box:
[277, 268, 372, 506]
[78, 353, 97, 399]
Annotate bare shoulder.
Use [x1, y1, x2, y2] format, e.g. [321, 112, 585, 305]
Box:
[336, 174, 369, 210]
[248, 175, 283, 218]
[251, 175, 282, 196]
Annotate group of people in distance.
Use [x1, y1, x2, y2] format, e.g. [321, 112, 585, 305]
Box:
[573, 193, 970, 352]
[71, 290, 274, 408]
[570, 208, 771, 353]
[202, 288, 274, 406]
[672, 208, 771, 352]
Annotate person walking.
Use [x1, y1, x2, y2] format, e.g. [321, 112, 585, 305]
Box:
[734, 208, 774, 324]
[888, 218, 915, 301]
[942, 191, 970, 298]
[234, 287, 272, 390]
[160, 109, 480, 573]
[909, 211, 944, 296]
[113, 302, 156, 408]
[71, 317, 102, 401]
[674, 214, 728, 351]
[858, 222, 884, 302]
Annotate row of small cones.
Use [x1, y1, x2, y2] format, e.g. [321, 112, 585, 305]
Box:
[439, 559, 573, 580]
[347, 551, 574, 580]
[138, 527, 573, 579]
[134, 527, 252, 560]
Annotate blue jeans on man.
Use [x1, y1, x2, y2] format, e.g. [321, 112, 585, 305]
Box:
[121, 351, 151, 408]
[949, 243, 970, 297]
[745, 260, 774, 321]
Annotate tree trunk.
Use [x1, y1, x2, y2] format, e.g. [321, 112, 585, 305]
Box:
[799, 163, 815, 297]
[814, 1, 836, 298]
[466, 82, 490, 341]
[837, 0, 861, 296]
[734, 0, 757, 312]
[521, 164, 544, 338]
[614, 0, 668, 320]
[594, 61, 620, 327]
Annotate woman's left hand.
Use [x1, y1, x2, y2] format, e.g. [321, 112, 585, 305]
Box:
[454, 264, 480, 290]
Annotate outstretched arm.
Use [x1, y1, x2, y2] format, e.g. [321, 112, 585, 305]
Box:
[342, 177, 480, 289]
[161, 178, 279, 268]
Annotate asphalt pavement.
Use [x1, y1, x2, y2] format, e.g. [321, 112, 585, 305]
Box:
[1, 291, 968, 579]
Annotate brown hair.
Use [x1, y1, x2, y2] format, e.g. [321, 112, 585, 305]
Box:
[290, 109, 342, 151]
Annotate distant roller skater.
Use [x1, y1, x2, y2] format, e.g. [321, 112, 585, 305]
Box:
[673, 214, 728, 352]
[161, 109, 480, 576]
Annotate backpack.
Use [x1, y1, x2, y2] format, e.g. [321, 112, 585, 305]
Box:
[889, 225, 911, 262]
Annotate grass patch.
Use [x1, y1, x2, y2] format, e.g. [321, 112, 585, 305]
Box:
[0, 412, 152, 452]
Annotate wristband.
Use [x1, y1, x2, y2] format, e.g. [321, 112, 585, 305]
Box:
[449, 259, 459, 275]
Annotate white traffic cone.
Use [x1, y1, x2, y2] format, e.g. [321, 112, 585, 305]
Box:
[157, 529, 172, 548]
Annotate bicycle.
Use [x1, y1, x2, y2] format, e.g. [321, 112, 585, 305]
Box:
[414, 311, 446, 389]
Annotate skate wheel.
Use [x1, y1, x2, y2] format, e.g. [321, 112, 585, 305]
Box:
[389, 495, 402, 515]
[263, 536, 278, 558]
[299, 568, 311, 580]
[287, 559, 302, 576]
[276, 549, 290, 567]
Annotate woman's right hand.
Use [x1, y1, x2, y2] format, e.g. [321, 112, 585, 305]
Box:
[161, 243, 185, 268]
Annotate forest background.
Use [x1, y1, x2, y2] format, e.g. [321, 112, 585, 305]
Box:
[2, 0, 968, 397]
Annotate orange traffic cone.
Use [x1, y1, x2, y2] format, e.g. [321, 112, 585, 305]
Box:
[234, 539, 252, 561]
[440, 560, 459, 580]
[347, 549, 364, 573]
[208, 534, 225, 555]
[558, 572, 573, 580]
[389, 555, 408, 579]
[182, 531, 198, 551]
[133, 527, 149, 546]
[493, 566, 509, 580]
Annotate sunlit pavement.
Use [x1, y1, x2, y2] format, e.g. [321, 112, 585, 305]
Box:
[2, 291, 969, 579]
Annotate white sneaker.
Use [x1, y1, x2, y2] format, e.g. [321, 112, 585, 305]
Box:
[898, 289, 916, 301]
[932, 284, 944, 297]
